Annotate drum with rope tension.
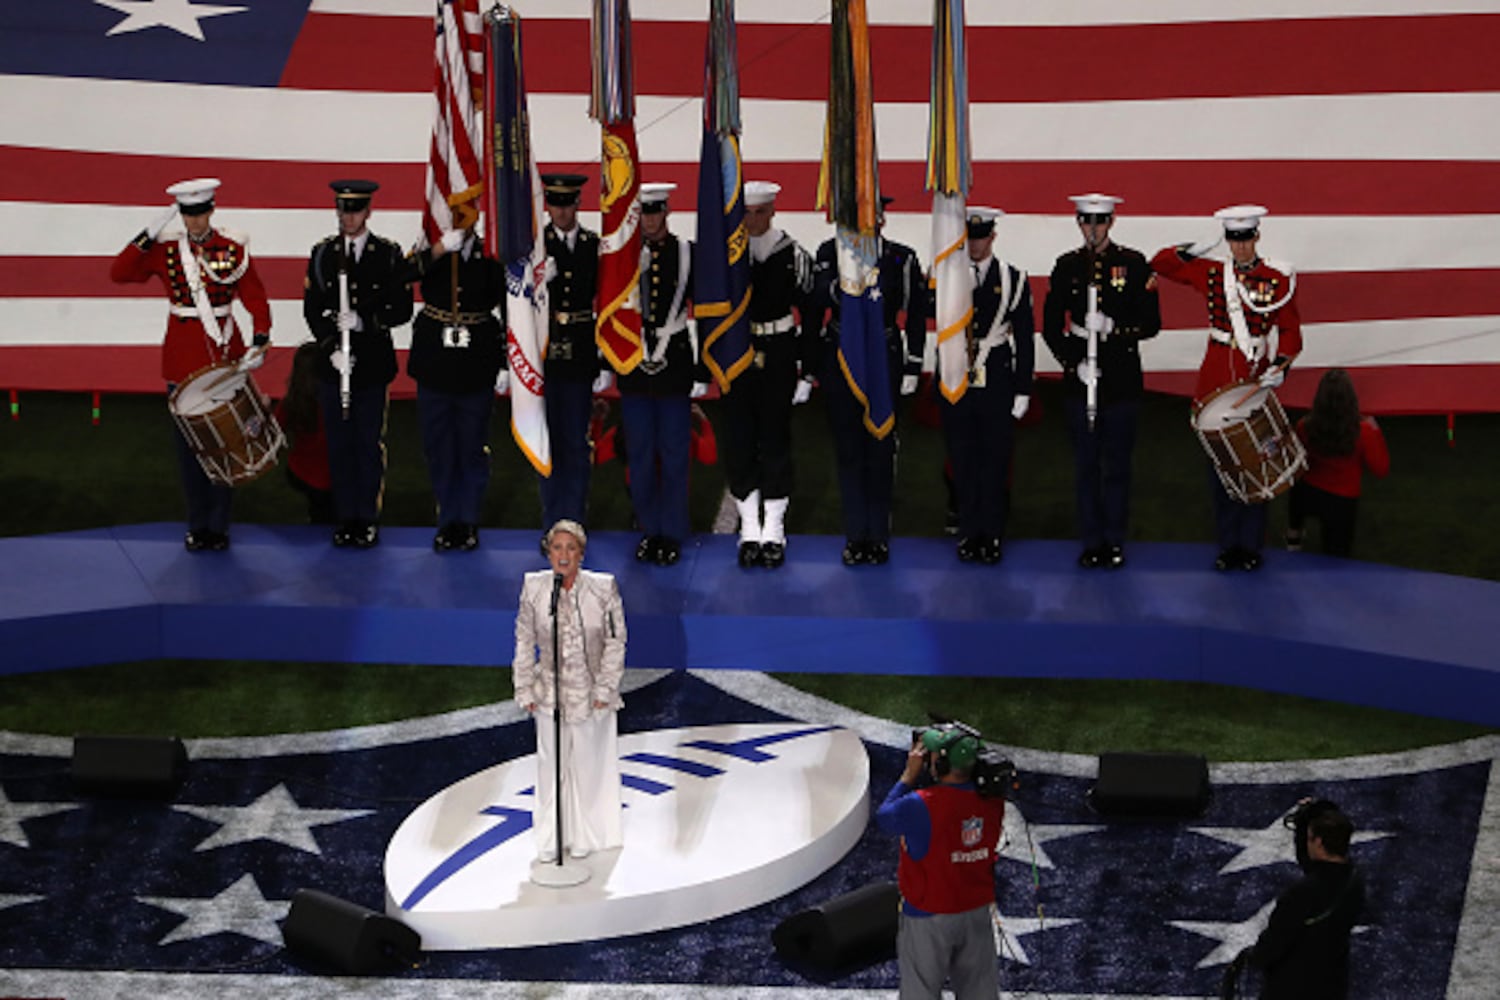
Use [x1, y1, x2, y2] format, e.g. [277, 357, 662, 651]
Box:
[1192, 380, 1307, 503]
[168, 362, 285, 486]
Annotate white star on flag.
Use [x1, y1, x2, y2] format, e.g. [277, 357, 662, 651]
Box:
[138, 873, 290, 946]
[998, 801, 1104, 870]
[173, 783, 374, 855]
[1190, 815, 1390, 874]
[95, 0, 247, 41]
[0, 786, 78, 848]
[993, 909, 1081, 966]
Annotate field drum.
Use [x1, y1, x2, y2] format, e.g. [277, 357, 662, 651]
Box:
[169, 362, 286, 486]
[1192, 380, 1307, 503]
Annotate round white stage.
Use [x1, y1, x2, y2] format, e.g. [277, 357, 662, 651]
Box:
[383, 722, 870, 950]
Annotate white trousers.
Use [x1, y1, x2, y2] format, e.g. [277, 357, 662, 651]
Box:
[532, 709, 623, 857]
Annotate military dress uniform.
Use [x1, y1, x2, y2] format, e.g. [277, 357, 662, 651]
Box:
[727, 225, 814, 568]
[807, 235, 927, 565]
[302, 182, 412, 547]
[941, 249, 1036, 564]
[1152, 205, 1303, 570]
[403, 236, 507, 551]
[1042, 200, 1161, 568]
[540, 219, 601, 533]
[109, 179, 272, 551]
[618, 229, 698, 565]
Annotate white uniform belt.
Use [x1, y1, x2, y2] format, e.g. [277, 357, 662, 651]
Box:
[1209, 327, 1263, 346]
[170, 304, 230, 319]
[652, 321, 690, 337]
[751, 316, 796, 336]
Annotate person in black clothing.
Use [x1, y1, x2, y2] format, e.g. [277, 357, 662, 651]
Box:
[1041, 193, 1161, 569]
[617, 182, 702, 566]
[302, 180, 413, 548]
[727, 180, 814, 569]
[806, 196, 927, 566]
[538, 173, 602, 542]
[1231, 801, 1364, 999]
[403, 226, 507, 551]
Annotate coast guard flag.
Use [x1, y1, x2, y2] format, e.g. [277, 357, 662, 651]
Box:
[927, 0, 975, 404]
[485, 9, 550, 476]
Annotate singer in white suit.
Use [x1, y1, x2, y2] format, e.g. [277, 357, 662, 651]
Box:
[513, 519, 627, 862]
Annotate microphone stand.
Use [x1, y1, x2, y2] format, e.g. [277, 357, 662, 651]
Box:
[530, 571, 590, 887]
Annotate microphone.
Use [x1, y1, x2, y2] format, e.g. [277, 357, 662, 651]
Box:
[550, 572, 563, 615]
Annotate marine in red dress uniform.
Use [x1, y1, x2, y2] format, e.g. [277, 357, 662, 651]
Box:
[1151, 205, 1302, 571]
[109, 178, 273, 551]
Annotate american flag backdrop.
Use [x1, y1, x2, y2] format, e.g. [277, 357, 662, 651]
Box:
[1, 0, 1497, 411]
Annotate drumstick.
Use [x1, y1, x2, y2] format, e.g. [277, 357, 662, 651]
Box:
[1229, 359, 1288, 409]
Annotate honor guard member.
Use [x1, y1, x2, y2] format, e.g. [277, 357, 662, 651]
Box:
[806, 196, 927, 565]
[403, 225, 508, 552]
[942, 207, 1035, 565]
[1042, 194, 1162, 569]
[728, 180, 814, 569]
[302, 180, 412, 548]
[618, 182, 704, 566]
[110, 178, 272, 552]
[1152, 205, 1302, 571]
[539, 173, 603, 543]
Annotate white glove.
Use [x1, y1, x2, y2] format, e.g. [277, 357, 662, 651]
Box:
[791, 378, 814, 406]
[900, 374, 919, 397]
[494, 369, 510, 395]
[1075, 358, 1098, 387]
[592, 369, 614, 394]
[329, 349, 354, 377]
[1011, 394, 1030, 420]
[1259, 365, 1286, 389]
[1182, 236, 1222, 259]
[690, 381, 709, 399]
[237, 344, 267, 372]
[1085, 311, 1115, 338]
[544, 255, 559, 284]
[147, 204, 179, 241]
[336, 309, 362, 333]
[438, 229, 466, 255]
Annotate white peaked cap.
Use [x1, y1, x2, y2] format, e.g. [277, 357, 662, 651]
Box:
[744, 181, 781, 206]
[1069, 193, 1123, 214]
[639, 182, 677, 205]
[166, 178, 221, 207]
[1214, 204, 1269, 233]
[967, 206, 1003, 224]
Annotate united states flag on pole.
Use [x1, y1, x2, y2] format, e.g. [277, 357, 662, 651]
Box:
[1, 1, 1497, 412]
[422, 0, 485, 247]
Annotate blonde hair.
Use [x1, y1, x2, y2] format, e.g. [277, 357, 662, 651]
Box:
[545, 519, 587, 551]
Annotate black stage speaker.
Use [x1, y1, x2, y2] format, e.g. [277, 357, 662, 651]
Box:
[71, 735, 188, 799]
[772, 880, 900, 972]
[1090, 751, 1210, 819]
[282, 889, 421, 975]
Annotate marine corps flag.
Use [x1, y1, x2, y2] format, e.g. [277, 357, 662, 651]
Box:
[484, 8, 550, 476]
[591, 0, 644, 375]
[928, 0, 975, 403]
[818, 0, 892, 439]
[694, 0, 753, 391]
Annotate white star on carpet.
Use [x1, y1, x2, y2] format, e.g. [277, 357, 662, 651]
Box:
[1171, 899, 1275, 968]
[994, 911, 1081, 966]
[1190, 815, 1390, 874]
[0, 893, 45, 913]
[0, 786, 78, 848]
[998, 801, 1103, 870]
[173, 783, 373, 855]
[138, 873, 289, 946]
[96, 0, 247, 41]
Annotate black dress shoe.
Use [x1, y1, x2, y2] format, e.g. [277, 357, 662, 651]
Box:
[184, 530, 211, 552]
[434, 525, 459, 552]
[1239, 549, 1262, 571]
[1078, 546, 1104, 568]
[332, 523, 354, 548]
[458, 524, 479, 551]
[737, 541, 761, 567]
[956, 537, 982, 563]
[1214, 547, 1241, 571]
[869, 541, 889, 565]
[842, 541, 865, 566]
[354, 523, 380, 549]
[655, 538, 681, 566]
[1103, 544, 1125, 569]
[635, 535, 658, 563]
[760, 540, 786, 568]
[980, 536, 1003, 565]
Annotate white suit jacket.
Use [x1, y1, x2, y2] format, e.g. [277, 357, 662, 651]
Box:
[513, 569, 626, 721]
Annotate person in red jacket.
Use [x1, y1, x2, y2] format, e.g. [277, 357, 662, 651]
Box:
[109, 178, 273, 551]
[876, 726, 1005, 1000]
[1287, 369, 1390, 557]
[276, 342, 335, 526]
[1152, 205, 1302, 572]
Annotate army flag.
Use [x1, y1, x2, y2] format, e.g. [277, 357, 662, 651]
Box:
[591, 0, 643, 375]
[928, 0, 974, 403]
[694, 0, 753, 392]
[421, 0, 485, 247]
[818, 0, 892, 439]
[484, 8, 550, 476]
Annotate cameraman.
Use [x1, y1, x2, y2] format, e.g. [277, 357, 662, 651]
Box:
[875, 728, 1005, 1000]
[1241, 802, 1364, 999]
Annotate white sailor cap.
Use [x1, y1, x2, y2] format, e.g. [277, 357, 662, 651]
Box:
[166, 177, 221, 215]
[1070, 193, 1122, 216]
[744, 181, 781, 207]
[1214, 204, 1268, 237]
[639, 182, 677, 212]
[966, 206, 1002, 236]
